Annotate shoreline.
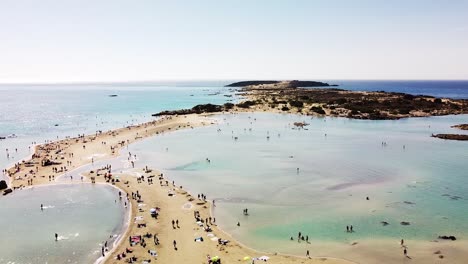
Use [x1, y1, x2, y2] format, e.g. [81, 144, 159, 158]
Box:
[4, 111, 468, 263]
[4, 112, 355, 264]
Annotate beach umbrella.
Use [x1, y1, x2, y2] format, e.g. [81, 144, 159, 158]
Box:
[150, 208, 157, 213]
[259, 256, 270, 261]
[211, 256, 220, 261]
[243, 256, 251, 261]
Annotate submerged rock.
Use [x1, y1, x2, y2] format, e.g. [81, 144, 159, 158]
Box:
[3, 188, 12, 196]
[400, 221, 411, 226]
[380, 221, 390, 226]
[438, 235, 456, 241]
[0, 180, 7, 190]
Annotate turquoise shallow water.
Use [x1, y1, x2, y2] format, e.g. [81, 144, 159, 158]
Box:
[0, 184, 126, 264]
[0, 84, 234, 175]
[0, 82, 467, 262]
[0, 84, 233, 263]
[127, 112, 468, 253]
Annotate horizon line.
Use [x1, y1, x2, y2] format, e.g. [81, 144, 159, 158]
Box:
[1, 78, 468, 86]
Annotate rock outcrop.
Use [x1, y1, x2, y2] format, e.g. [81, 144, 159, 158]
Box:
[0, 180, 7, 190]
[432, 134, 468, 141]
[452, 124, 468, 130]
[3, 188, 12, 196]
[153, 104, 225, 116]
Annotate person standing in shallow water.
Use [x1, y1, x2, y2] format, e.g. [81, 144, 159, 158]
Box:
[55, 233, 58, 241]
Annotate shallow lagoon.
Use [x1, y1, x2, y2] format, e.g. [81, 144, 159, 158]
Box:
[128, 112, 468, 253]
[0, 184, 126, 264]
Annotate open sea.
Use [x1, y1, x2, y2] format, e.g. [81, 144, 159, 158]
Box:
[0, 80, 467, 263]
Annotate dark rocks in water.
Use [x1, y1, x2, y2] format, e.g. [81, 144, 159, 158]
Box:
[452, 124, 468, 130]
[0, 136, 5, 140]
[152, 104, 224, 116]
[109, 94, 118, 97]
[441, 193, 463, 200]
[403, 201, 416, 205]
[0, 180, 7, 190]
[226, 80, 280, 87]
[432, 134, 468, 141]
[3, 188, 12, 196]
[400, 221, 411, 226]
[192, 104, 223, 113]
[380, 221, 390, 226]
[224, 103, 235, 110]
[236, 100, 257, 109]
[438, 235, 456, 241]
[54, 124, 59, 126]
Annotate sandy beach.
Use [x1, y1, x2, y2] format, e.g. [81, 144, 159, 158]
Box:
[5, 114, 212, 189]
[4, 111, 468, 263]
[4, 113, 356, 264]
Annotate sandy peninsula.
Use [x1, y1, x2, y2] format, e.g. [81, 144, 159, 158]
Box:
[3, 113, 353, 264]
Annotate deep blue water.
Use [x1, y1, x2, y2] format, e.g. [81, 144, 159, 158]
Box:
[326, 80, 468, 99]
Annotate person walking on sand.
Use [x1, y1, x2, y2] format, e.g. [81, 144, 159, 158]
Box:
[173, 240, 177, 250]
[404, 248, 408, 257]
[306, 250, 310, 258]
[401, 239, 404, 246]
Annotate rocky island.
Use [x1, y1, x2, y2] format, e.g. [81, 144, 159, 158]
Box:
[153, 80, 468, 120]
[226, 80, 336, 88]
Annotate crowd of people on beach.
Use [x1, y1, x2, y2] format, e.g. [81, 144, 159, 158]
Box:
[2, 112, 429, 264]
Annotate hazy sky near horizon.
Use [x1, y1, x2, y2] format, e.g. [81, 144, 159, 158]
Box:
[1, 0, 467, 83]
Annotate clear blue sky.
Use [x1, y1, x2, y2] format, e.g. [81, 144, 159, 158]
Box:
[0, 0, 467, 83]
